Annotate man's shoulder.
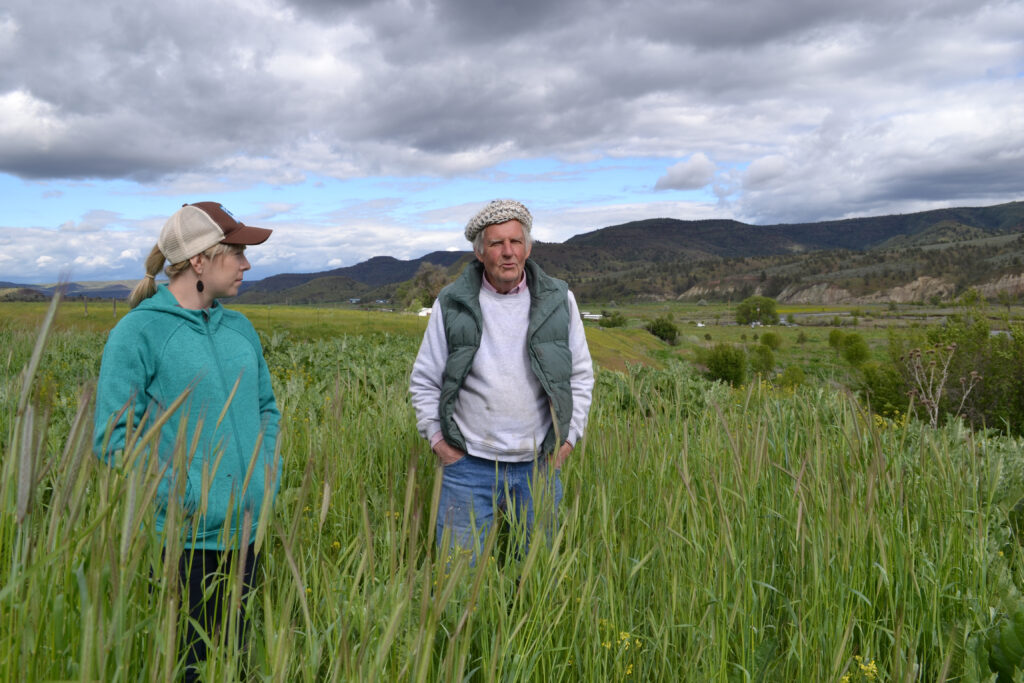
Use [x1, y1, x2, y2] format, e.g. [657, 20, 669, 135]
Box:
[526, 260, 567, 291]
[439, 262, 483, 303]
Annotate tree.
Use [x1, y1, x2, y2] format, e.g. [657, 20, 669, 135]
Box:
[402, 262, 450, 309]
[998, 290, 1013, 316]
[735, 296, 779, 325]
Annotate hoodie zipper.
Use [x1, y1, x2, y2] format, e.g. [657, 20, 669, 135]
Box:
[202, 309, 248, 528]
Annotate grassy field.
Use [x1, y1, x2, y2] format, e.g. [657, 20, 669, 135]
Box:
[3, 298, 1024, 680]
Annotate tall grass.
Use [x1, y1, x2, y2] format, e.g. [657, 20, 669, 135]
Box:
[1, 304, 1020, 680]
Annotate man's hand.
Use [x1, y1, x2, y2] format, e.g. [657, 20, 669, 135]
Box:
[553, 441, 573, 470]
[432, 439, 466, 466]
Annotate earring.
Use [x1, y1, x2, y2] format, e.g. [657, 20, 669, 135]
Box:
[196, 279, 205, 293]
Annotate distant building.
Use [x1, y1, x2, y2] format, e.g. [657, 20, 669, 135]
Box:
[418, 307, 431, 317]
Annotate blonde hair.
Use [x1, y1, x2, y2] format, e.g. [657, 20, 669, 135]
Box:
[128, 243, 241, 308]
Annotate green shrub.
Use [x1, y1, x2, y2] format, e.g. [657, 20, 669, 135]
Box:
[778, 365, 805, 388]
[646, 314, 679, 344]
[841, 332, 870, 367]
[749, 345, 775, 378]
[828, 329, 843, 351]
[759, 331, 781, 350]
[859, 360, 906, 417]
[703, 343, 747, 386]
[598, 310, 627, 328]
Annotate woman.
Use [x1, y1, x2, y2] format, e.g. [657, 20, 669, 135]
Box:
[93, 201, 279, 680]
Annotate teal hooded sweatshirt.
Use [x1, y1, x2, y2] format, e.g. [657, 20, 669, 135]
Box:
[93, 285, 280, 550]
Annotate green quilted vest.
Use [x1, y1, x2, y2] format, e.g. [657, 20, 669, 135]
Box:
[437, 259, 573, 457]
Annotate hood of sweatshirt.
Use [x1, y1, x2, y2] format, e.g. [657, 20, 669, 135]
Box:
[133, 284, 225, 333]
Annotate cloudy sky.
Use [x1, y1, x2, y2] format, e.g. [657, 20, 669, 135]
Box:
[1, 0, 1022, 284]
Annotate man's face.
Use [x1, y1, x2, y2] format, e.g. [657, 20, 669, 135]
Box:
[476, 220, 531, 293]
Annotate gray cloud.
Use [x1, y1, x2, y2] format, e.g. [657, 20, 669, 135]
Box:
[1, 0, 1021, 281]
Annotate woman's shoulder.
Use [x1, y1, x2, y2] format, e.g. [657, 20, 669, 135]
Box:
[217, 307, 260, 340]
[108, 305, 175, 337]
[102, 307, 188, 364]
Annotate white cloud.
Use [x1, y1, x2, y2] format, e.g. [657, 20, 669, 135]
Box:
[0, 90, 67, 149]
[655, 153, 717, 190]
[743, 155, 788, 190]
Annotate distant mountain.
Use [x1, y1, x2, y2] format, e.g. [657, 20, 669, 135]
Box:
[0, 280, 135, 300]
[0, 287, 47, 302]
[523, 202, 1024, 303]
[237, 274, 370, 305]
[236, 250, 467, 300]
[5, 202, 1024, 305]
[552, 202, 1024, 259]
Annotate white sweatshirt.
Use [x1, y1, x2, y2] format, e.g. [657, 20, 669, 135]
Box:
[409, 276, 594, 462]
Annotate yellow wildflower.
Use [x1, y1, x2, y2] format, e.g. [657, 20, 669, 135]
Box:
[602, 641, 611, 649]
[858, 658, 878, 679]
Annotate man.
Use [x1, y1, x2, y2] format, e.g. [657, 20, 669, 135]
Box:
[409, 199, 595, 555]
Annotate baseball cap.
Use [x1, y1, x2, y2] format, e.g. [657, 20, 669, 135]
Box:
[158, 201, 272, 264]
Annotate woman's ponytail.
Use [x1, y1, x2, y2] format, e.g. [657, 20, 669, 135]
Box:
[128, 245, 166, 308]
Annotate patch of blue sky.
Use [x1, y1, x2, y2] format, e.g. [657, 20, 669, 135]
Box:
[0, 174, 148, 227]
[2, 151, 729, 236]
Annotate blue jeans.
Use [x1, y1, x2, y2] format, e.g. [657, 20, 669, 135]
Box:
[436, 454, 563, 557]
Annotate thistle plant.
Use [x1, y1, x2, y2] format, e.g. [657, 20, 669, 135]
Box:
[903, 342, 981, 428]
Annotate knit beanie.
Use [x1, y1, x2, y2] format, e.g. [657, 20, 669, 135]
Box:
[464, 199, 533, 242]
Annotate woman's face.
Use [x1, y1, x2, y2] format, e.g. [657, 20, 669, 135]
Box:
[202, 246, 250, 299]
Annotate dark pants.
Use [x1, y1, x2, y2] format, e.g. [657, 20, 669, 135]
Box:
[176, 545, 259, 682]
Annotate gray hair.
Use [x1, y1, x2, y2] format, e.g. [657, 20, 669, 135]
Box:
[472, 221, 534, 255]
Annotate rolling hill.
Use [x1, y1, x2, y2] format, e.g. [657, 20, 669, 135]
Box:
[6, 201, 1024, 305]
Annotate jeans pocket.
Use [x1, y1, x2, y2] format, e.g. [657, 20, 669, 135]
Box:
[443, 453, 468, 467]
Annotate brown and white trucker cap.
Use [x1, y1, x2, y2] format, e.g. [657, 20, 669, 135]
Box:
[158, 201, 272, 264]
